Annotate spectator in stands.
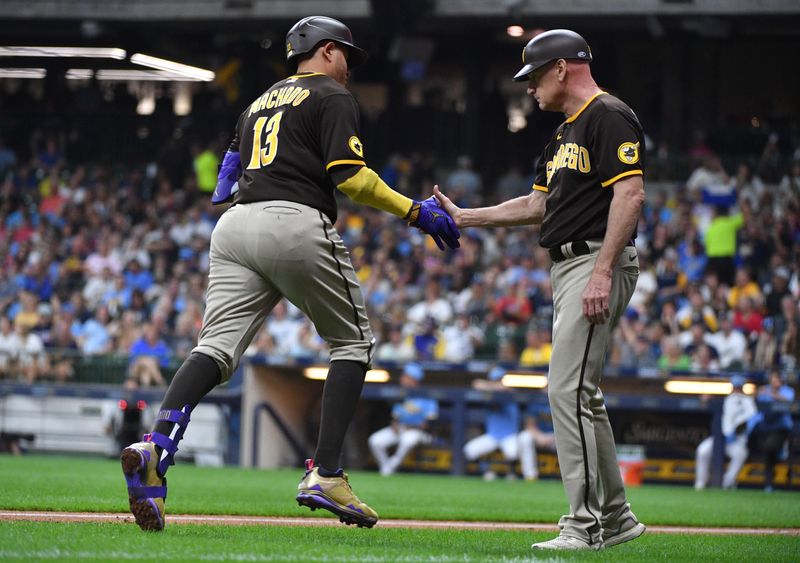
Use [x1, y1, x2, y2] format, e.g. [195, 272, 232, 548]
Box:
[706, 312, 748, 370]
[128, 322, 168, 387]
[779, 320, 799, 370]
[83, 266, 116, 311]
[628, 258, 657, 316]
[704, 204, 747, 286]
[659, 301, 682, 337]
[439, 313, 484, 363]
[84, 237, 123, 277]
[694, 375, 757, 490]
[11, 290, 40, 332]
[374, 325, 416, 362]
[679, 320, 715, 356]
[654, 248, 685, 307]
[167, 312, 198, 359]
[764, 267, 792, 319]
[519, 326, 552, 367]
[288, 323, 326, 359]
[44, 313, 77, 382]
[34, 135, 64, 172]
[0, 316, 17, 378]
[691, 344, 720, 373]
[191, 142, 220, 197]
[13, 321, 48, 383]
[732, 296, 764, 343]
[751, 370, 796, 492]
[463, 367, 538, 481]
[777, 160, 800, 213]
[19, 260, 54, 302]
[751, 318, 778, 370]
[243, 327, 276, 359]
[368, 363, 438, 476]
[677, 285, 718, 333]
[757, 133, 782, 183]
[727, 267, 762, 309]
[677, 230, 707, 285]
[123, 257, 155, 294]
[657, 335, 691, 371]
[412, 317, 441, 361]
[494, 165, 530, 202]
[407, 279, 453, 327]
[266, 301, 303, 358]
[445, 155, 482, 205]
[72, 304, 112, 356]
[492, 280, 533, 326]
[0, 268, 20, 316]
[731, 162, 766, 212]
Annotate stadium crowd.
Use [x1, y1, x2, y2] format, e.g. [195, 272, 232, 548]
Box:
[0, 128, 798, 384]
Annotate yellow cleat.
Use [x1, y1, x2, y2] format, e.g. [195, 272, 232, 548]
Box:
[296, 460, 378, 528]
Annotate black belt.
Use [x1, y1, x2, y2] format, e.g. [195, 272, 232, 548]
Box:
[548, 240, 636, 263]
[548, 241, 591, 263]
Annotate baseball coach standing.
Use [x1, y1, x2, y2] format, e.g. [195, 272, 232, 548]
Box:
[435, 29, 647, 551]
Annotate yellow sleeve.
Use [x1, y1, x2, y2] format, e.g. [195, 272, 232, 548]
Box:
[336, 166, 413, 218]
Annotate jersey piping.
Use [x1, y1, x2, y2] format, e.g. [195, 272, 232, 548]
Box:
[564, 91, 607, 124]
[326, 159, 366, 171]
[600, 169, 643, 188]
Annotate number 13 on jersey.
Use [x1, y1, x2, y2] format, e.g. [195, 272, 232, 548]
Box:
[247, 112, 284, 169]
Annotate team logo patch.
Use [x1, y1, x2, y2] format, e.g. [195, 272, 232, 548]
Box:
[617, 142, 640, 165]
[348, 136, 364, 157]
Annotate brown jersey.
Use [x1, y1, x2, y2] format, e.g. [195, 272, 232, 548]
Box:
[533, 92, 645, 248]
[229, 72, 366, 223]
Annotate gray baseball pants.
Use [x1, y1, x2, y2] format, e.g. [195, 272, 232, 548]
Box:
[547, 242, 640, 545]
[194, 201, 374, 381]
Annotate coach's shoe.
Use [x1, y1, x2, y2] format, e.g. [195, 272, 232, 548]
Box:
[531, 535, 602, 551]
[603, 521, 647, 548]
[296, 459, 379, 528]
[120, 441, 166, 531]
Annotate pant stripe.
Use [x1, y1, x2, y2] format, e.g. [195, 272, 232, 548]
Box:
[576, 323, 601, 543]
[318, 211, 364, 340]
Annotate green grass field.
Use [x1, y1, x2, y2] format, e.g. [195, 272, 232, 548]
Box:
[1, 455, 799, 561]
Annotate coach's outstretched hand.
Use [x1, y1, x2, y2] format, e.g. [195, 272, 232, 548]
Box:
[406, 196, 460, 250]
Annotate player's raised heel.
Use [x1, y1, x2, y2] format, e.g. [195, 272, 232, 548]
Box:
[121, 442, 166, 532]
[120, 405, 191, 532]
[296, 459, 379, 528]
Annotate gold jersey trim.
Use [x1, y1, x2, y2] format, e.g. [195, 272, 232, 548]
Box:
[533, 184, 549, 193]
[287, 72, 325, 79]
[326, 159, 366, 171]
[600, 169, 643, 188]
[565, 91, 607, 124]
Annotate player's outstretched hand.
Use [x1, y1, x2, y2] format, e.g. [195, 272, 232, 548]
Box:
[433, 185, 462, 227]
[406, 196, 461, 250]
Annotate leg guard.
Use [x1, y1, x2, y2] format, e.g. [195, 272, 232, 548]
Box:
[145, 405, 192, 477]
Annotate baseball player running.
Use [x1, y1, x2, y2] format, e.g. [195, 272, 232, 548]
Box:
[435, 29, 646, 550]
[120, 15, 459, 532]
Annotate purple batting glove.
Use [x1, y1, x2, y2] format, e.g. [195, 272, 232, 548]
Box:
[406, 197, 461, 250]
